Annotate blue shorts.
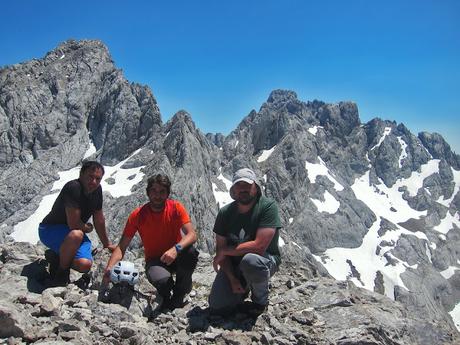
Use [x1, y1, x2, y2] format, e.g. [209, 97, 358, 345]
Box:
[38, 224, 93, 261]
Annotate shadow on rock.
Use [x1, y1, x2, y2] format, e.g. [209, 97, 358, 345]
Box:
[98, 283, 135, 309]
[186, 306, 258, 333]
[20, 259, 49, 294]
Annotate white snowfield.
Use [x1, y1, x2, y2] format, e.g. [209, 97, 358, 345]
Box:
[311, 191, 340, 214]
[370, 126, 392, 151]
[397, 136, 408, 168]
[257, 145, 276, 163]
[305, 157, 344, 192]
[308, 125, 323, 136]
[10, 149, 145, 244]
[314, 158, 460, 330]
[211, 172, 233, 209]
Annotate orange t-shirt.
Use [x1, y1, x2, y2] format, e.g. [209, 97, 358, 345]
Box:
[123, 199, 191, 261]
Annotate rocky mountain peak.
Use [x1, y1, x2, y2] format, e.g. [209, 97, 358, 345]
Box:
[166, 110, 196, 132]
[43, 39, 112, 66]
[267, 89, 298, 104]
[419, 131, 460, 169]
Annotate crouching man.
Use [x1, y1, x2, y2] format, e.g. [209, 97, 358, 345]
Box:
[103, 174, 198, 310]
[39, 161, 115, 287]
[209, 168, 282, 316]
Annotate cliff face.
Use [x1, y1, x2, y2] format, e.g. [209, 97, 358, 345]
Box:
[1, 40, 459, 341]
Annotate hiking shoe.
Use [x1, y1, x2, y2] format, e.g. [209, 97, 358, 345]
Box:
[238, 301, 268, 317]
[44, 249, 60, 279]
[169, 294, 188, 310]
[75, 272, 91, 290]
[47, 268, 70, 287]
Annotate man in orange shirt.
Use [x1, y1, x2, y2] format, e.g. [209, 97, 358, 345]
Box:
[103, 174, 198, 310]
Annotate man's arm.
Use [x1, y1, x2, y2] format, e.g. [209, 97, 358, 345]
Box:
[213, 234, 245, 294]
[65, 207, 94, 233]
[92, 209, 115, 250]
[160, 222, 197, 265]
[220, 227, 276, 257]
[102, 234, 132, 285]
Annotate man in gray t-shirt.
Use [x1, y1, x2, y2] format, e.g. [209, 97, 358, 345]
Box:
[209, 168, 281, 316]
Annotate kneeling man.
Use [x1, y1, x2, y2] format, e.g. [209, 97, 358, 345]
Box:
[104, 174, 198, 310]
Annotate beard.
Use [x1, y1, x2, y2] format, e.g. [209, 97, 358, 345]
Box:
[236, 192, 256, 205]
[150, 200, 166, 210]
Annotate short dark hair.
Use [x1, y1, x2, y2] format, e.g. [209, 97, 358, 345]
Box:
[146, 174, 171, 195]
[80, 161, 105, 176]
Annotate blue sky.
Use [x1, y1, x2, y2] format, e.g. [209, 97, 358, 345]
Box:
[1, 1, 459, 153]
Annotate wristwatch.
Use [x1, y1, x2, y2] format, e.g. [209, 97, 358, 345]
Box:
[174, 244, 183, 253]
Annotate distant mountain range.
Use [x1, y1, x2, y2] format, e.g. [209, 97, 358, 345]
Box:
[0, 39, 459, 341]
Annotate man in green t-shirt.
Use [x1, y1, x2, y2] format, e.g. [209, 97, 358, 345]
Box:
[209, 168, 282, 316]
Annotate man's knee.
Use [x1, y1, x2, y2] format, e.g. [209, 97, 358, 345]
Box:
[67, 229, 84, 243]
[72, 258, 92, 273]
[239, 253, 269, 281]
[147, 265, 172, 288]
[177, 246, 199, 270]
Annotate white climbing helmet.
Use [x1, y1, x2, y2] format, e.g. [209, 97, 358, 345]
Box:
[110, 261, 139, 286]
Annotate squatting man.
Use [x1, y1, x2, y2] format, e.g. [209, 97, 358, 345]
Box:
[103, 174, 199, 311]
[39, 161, 116, 287]
[209, 168, 282, 315]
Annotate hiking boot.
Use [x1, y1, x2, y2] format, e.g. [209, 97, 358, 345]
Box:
[47, 267, 70, 288]
[155, 294, 172, 312]
[44, 249, 60, 279]
[238, 301, 268, 317]
[75, 272, 91, 290]
[169, 294, 188, 310]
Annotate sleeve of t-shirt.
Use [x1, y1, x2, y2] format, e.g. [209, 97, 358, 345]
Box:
[122, 208, 140, 238]
[62, 181, 81, 209]
[175, 202, 191, 226]
[213, 209, 226, 236]
[258, 199, 281, 229]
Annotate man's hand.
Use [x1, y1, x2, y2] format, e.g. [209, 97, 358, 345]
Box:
[213, 252, 225, 272]
[160, 247, 178, 266]
[102, 267, 112, 287]
[105, 244, 117, 252]
[83, 222, 94, 233]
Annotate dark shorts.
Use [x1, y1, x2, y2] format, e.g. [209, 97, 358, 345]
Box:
[38, 223, 93, 261]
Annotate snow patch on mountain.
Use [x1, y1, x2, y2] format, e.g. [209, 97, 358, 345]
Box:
[434, 211, 460, 235]
[440, 266, 460, 280]
[308, 126, 323, 135]
[314, 219, 422, 300]
[311, 191, 340, 214]
[257, 146, 276, 162]
[371, 127, 392, 151]
[450, 304, 460, 332]
[212, 172, 233, 208]
[314, 165, 436, 300]
[393, 159, 441, 197]
[83, 139, 97, 159]
[305, 157, 344, 191]
[397, 136, 408, 168]
[352, 171, 427, 223]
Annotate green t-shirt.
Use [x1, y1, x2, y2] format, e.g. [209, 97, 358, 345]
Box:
[213, 196, 282, 265]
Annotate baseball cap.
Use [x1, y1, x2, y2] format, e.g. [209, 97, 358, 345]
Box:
[232, 168, 258, 186]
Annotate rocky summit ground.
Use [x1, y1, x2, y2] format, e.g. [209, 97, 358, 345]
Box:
[0, 242, 458, 345]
